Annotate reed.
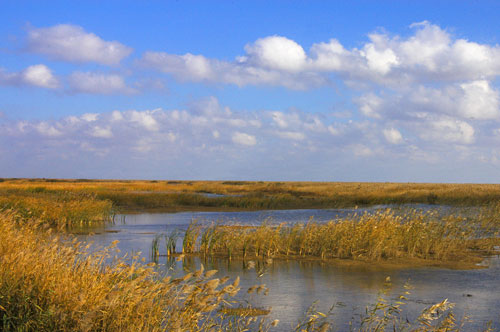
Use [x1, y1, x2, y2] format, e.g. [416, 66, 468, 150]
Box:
[3, 178, 500, 213]
[181, 208, 500, 264]
[0, 211, 269, 331]
[0, 189, 113, 229]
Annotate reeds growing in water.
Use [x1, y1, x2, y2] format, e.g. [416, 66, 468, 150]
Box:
[177, 208, 499, 264]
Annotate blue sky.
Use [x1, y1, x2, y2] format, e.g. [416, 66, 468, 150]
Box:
[1, 1, 500, 182]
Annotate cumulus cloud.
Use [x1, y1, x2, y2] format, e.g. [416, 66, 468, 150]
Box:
[68, 72, 136, 95]
[243, 36, 307, 72]
[420, 117, 475, 144]
[0, 64, 59, 89]
[3, 96, 500, 181]
[139, 22, 500, 89]
[356, 80, 500, 121]
[383, 128, 403, 144]
[89, 126, 113, 138]
[275, 131, 306, 141]
[232, 132, 257, 146]
[27, 24, 132, 65]
[140, 50, 324, 89]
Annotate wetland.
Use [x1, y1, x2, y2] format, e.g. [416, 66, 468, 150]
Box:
[1, 178, 500, 331]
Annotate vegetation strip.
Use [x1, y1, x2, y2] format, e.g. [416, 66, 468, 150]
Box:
[3, 178, 500, 213]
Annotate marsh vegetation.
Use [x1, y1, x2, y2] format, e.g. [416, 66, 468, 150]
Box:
[0, 178, 499, 331]
[3, 178, 500, 213]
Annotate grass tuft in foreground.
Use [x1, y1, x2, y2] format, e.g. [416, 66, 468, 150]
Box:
[0, 211, 268, 331]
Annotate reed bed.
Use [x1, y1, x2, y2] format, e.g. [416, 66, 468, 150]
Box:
[180, 208, 499, 263]
[0, 211, 270, 331]
[0, 190, 113, 230]
[3, 178, 500, 212]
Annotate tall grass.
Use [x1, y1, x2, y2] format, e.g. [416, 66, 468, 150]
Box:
[181, 208, 499, 263]
[0, 189, 113, 229]
[0, 211, 267, 331]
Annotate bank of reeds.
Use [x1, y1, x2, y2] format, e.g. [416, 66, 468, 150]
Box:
[0, 211, 269, 331]
[0, 189, 113, 229]
[181, 209, 499, 263]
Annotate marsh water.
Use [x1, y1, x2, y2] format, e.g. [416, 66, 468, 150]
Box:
[74, 205, 500, 330]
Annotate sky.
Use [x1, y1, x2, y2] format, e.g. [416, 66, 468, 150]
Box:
[1, 1, 500, 182]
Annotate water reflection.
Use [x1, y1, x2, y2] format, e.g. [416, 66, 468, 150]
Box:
[152, 254, 500, 331]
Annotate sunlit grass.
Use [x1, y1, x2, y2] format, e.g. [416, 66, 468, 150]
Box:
[0, 189, 113, 230]
[3, 178, 500, 212]
[0, 211, 267, 331]
[178, 207, 499, 264]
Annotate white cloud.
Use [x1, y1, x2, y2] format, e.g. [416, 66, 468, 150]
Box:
[0, 64, 59, 89]
[3, 96, 500, 181]
[22, 64, 59, 89]
[140, 51, 324, 89]
[81, 113, 99, 122]
[90, 126, 113, 138]
[110, 111, 124, 122]
[357, 93, 383, 118]
[275, 131, 305, 141]
[36, 122, 62, 137]
[458, 80, 499, 120]
[361, 36, 399, 75]
[243, 36, 307, 72]
[130, 110, 159, 131]
[383, 128, 403, 144]
[27, 24, 132, 65]
[139, 21, 500, 89]
[232, 132, 256, 146]
[420, 118, 475, 144]
[352, 144, 373, 157]
[69, 72, 135, 95]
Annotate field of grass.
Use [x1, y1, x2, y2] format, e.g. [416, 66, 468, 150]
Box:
[2, 178, 500, 212]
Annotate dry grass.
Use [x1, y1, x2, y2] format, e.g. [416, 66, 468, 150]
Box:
[2, 178, 500, 212]
[0, 189, 113, 230]
[180, 207, 500, 264]
[0, 211, 268, 331]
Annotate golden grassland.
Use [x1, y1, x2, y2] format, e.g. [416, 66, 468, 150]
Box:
[2, 178, 500, 212]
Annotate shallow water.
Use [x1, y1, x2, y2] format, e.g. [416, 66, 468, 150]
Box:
[74, 205, 499, 331]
